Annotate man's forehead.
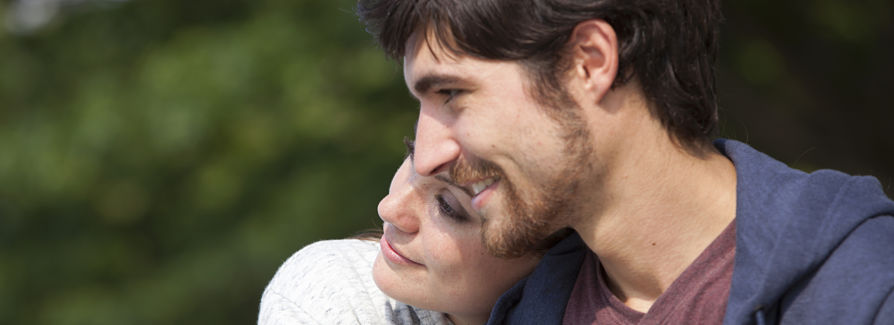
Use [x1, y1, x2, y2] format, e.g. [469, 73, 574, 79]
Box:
[403, 48, 464, 79]
[403, 31, 469, 78]
[404, 25, 462, 63]
[403, 41, 521, 91]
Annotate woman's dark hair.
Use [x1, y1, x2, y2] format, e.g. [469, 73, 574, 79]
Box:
[357, 0, 722, 152]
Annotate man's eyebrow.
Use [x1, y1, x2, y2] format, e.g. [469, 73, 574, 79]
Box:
[413, 74, 463, 95]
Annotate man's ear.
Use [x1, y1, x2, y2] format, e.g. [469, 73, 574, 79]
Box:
[569, 20, 619, 104]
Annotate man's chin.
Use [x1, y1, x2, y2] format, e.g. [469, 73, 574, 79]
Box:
[482, 221, 551, 258]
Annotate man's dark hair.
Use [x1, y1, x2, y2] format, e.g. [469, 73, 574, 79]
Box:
[357, 0, 722, 151]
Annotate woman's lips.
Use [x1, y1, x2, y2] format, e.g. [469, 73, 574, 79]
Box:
[380, 236, 422, 266]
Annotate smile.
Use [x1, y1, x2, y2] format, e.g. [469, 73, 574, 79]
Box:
[469, 177, 500, 212]
[471, 177, 498, 196]
[380, 236, 423, 267]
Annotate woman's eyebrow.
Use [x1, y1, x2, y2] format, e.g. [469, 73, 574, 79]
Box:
[403, 136, 415, 161]
[403, 134, 471, 197]
[435, 174, 473, 197]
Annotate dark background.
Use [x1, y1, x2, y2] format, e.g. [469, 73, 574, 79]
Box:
[0, 0, 890, 323]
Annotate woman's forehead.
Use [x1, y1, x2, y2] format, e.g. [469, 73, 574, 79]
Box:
[397, 157, 459, 194]
[395, 158, 432, 190]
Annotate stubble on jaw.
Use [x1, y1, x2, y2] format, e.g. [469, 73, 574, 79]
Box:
[484, 69, 598, 258]
[449, 106, 594, 259]
[446, 152, 558, 258]
[482, 134, 592, 258]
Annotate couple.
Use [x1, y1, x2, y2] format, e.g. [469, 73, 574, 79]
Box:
[261, 0, 894, 324]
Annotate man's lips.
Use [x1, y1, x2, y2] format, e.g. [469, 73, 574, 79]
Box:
[470, 179, 499, 211]
[451, 176, 499, 199]
[380, 236, 422, 266]
[469, 177, 498, 195]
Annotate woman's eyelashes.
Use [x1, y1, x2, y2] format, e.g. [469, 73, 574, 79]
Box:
[435, 192, 468, 222]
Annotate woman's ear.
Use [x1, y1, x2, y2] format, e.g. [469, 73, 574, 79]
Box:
[569, 19, 619, 104]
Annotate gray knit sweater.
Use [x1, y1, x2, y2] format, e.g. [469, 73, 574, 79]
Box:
[258, 239, 452, 325]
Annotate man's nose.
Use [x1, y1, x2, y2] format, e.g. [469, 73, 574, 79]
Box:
[413, 111, 460, 176]
[377, 187, 420, 234]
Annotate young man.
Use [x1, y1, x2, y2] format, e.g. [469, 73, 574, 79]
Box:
[357, 0, 894, 324]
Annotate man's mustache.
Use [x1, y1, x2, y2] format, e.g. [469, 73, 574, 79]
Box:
[448, 156, 504, 195]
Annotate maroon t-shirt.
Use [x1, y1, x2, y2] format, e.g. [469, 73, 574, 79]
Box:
[563, 221, 736, 324]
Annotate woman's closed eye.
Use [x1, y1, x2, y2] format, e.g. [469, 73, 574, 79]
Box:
[435, 192, 469, 222]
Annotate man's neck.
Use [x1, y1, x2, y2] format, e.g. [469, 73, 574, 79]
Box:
[572, 107, 737, 312]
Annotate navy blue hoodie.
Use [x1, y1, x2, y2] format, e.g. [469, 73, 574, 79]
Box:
[486, 139, 894, 324]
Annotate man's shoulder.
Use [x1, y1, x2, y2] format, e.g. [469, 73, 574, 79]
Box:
[827, 214, 894, 275]
[718, 139, 894, 324]
[720, 138, 893, 240]
[779, 214, 894, 324]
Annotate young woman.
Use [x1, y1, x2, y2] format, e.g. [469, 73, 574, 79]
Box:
[258, 159, 542, 325]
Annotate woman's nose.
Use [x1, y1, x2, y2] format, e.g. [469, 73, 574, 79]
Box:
[377, 187, 420, 234]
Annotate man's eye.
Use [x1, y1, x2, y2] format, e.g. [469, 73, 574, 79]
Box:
[436, 194, 468, 222]
[436, 89, 462, 103]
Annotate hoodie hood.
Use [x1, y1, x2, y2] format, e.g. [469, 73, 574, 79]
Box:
[718, 139, 894, 324]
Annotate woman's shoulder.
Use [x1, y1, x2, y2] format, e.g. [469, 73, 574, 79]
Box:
[260, 239, 380, 315]
[288, 238, 380, 269]
[258, 239, 451, 325]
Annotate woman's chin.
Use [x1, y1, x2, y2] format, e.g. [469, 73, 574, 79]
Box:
[371, 254, 388, 291]
[371, 254, 411, 302]
[372, 253, 441, 312]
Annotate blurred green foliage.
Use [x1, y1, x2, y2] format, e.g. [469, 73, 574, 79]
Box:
[719, 0, 893, 188]
[0, 0, 890, 324]
[0, 0, 415, 323]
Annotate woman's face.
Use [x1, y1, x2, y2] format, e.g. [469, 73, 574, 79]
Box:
[373, 159, 540, 324]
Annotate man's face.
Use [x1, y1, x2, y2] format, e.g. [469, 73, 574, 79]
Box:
[403, 32, 596, 257]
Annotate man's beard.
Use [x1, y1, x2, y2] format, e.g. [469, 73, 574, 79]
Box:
[449, 110, 593, 258]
